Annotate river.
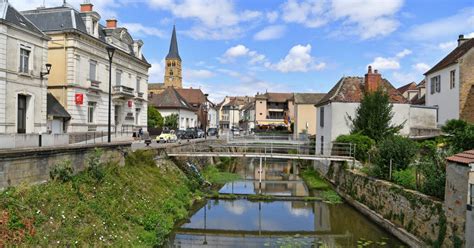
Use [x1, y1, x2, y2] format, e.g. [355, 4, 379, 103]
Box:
[166, 158, 405, 247]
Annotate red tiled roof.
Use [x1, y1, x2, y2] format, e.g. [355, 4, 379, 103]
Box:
[447, 150, 474, 165]
[255, 92, 293, 102]
[425, 38, 474, 75]
[149, 87, 194, 111]
[397, 82, 417, 94]
[175, 88, 206, 105]
[316, 76, 408, 107]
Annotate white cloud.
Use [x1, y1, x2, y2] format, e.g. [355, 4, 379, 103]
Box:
[148, 0, 261, 40]
[266, 11, 279, 23]
[368, 49, 411, 70]
[407, 8, 474, 41]
[254, 25, 286, 41]
[266, 44, 326, 72]
[11, 0, 119, 19]
[281, 0, 403, 39]
[183, 69, 215, 80]
[148, 60, 165, 83]
[437, 32, 474, 51]
[412, 63, 430, 73]
[219, 45, 266, 64]
[391, 71, 419, 86]
[122, 23, 165, 38]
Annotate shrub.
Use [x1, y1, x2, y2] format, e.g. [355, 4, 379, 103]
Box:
[49, 160, 73, 182]
[392, 167, 416, 189]
[441, 119, 474, 152]
[372, 136, 418, 179]
[335, 134, 375, 162]
[125, 150, 156, 167]
[87, 148, 105, 182]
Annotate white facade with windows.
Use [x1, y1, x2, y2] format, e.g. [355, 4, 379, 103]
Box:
[426, 63, 460, 125]
[0, 2, 49, 134]
[158, 109, 197, 130]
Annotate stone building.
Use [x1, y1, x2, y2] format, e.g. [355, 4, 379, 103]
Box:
[425, 34, 474, 124]
[315, 66, 438, 155]
[23, 2, 150, 133]
[0, 1, 50, 135]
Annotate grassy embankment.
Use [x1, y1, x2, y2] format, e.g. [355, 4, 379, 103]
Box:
[0, 149, 202, 247]
[300, 168, 343, 204]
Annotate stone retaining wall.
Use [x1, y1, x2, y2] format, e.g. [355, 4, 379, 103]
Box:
[0, 142, 131, 189]
[314, 161, 452, 247]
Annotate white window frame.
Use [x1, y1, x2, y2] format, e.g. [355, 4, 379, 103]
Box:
[19, 46, 31, 73]
[88, 102, 96, 123]
[89, 60, 97, 81]
[430, 76, 441, 94]
[116, 69, 122, 86]
[136, 76, 141, 93]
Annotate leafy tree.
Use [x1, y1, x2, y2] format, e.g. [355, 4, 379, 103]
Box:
[372, 135, 418, 179]
[417, 140, 450, 199]
[348, 89, 404, 142]
[147, 106, 163, 128]
[164, 113, 179, 129]
[441, 119, 474, 152]
[335, 134, 375, 162]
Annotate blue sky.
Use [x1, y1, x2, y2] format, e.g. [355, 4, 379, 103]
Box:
[14, 0, 474, 102]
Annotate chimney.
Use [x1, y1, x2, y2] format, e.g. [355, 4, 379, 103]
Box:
[364, 65, 382, 93]
[458, 34, 468, 47]
[80, 3, 93, 12]
[106, 19, 117, 29]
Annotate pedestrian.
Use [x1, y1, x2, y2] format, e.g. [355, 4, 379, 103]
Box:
[138, 128, 143, 140]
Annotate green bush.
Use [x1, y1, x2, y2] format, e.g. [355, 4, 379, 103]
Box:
[86, 148, 105, 182]
[392, 167, 416, 189]
[49, 160, 74, 182]
[441, 119, 474, 152]
[335, 134, 375, 162]
[125, 149, 156, 167]
[372, 136, 418, 179]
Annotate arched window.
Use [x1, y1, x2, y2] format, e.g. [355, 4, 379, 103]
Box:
[172, 62, 176, 66]
[167, 62, 171, 67]
[169, 70, 173, 76]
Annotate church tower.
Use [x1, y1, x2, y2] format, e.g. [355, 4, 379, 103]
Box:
[164, 25, 182, 88]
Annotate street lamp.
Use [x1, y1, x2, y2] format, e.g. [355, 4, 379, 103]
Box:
[106, 45, 116, 143]
[204, 93, 209, 140]
[40, 63, 52, 79]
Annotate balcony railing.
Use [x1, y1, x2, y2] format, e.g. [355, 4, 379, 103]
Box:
[89, 80, 101, 90]
[137, 92, 144, 98]
[113, 85, 135, 97]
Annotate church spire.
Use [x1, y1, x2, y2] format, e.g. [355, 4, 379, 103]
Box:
[166, 25, 181, 61]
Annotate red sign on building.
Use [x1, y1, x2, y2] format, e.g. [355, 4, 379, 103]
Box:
[128, 100, 133, 108]
[75, 93, 83, 105]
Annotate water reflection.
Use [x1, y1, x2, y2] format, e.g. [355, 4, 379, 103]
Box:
[219, 158, 309, 196]
[167, 199, 404, 247]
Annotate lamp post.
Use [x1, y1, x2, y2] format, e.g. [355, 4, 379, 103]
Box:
[106, 45, 116, 143]
[204, 93, 209, 140]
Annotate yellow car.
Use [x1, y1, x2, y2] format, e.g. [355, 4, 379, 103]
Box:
[156, 130, 178, 143]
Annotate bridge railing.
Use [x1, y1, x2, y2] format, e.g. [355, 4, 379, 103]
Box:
[176, 141, 355, 159]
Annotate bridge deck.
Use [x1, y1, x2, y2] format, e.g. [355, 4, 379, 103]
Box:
[167, 152, 353, 162]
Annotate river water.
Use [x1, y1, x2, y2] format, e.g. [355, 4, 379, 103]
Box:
[166, 159, 405, 247]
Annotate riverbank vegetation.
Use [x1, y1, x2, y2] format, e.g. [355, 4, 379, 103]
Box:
[301, 168, 343, 204]
[201, 165, 241, 185]
[0, 149, 201, 247]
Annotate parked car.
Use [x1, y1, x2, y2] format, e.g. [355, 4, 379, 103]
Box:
[175, 130, 186, 139]
[156, 130, 177, 143]
[207, 128, 218, 136]
[185, 128, 198, 139]
[196, 129, 205, 138]
[231, 127, 240, 136]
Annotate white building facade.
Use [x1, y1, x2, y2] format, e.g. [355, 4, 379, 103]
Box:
[425, 35, 474, 125]
[0, 2, 49, 135]
[23, 3, 150, 133]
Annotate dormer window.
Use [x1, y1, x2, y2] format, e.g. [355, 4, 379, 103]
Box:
[92, 20, 99, 37]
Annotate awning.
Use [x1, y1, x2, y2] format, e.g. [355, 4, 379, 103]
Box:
[47, 93, 71, 120]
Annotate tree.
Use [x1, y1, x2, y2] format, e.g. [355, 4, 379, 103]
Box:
[147, 106, 163, 128]
[372, 135, 418, 179]
[335, 134, 375, 162]
[348, 89, 404, 142]
[164, 113, 179, 129]
[441, 119, 474, 152]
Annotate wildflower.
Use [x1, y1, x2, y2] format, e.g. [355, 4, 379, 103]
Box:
[57, 241, 60, 244]
[61, 215, 65, 219]
[36, 210, 41, 214]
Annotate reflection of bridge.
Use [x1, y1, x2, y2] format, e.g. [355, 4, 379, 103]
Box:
[174, 228, 352, 237]
[167, 142, 356, 163]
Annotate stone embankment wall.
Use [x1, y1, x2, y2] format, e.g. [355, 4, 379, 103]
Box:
[314, 162, 451, 247]
[0, 142, 131, 189]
